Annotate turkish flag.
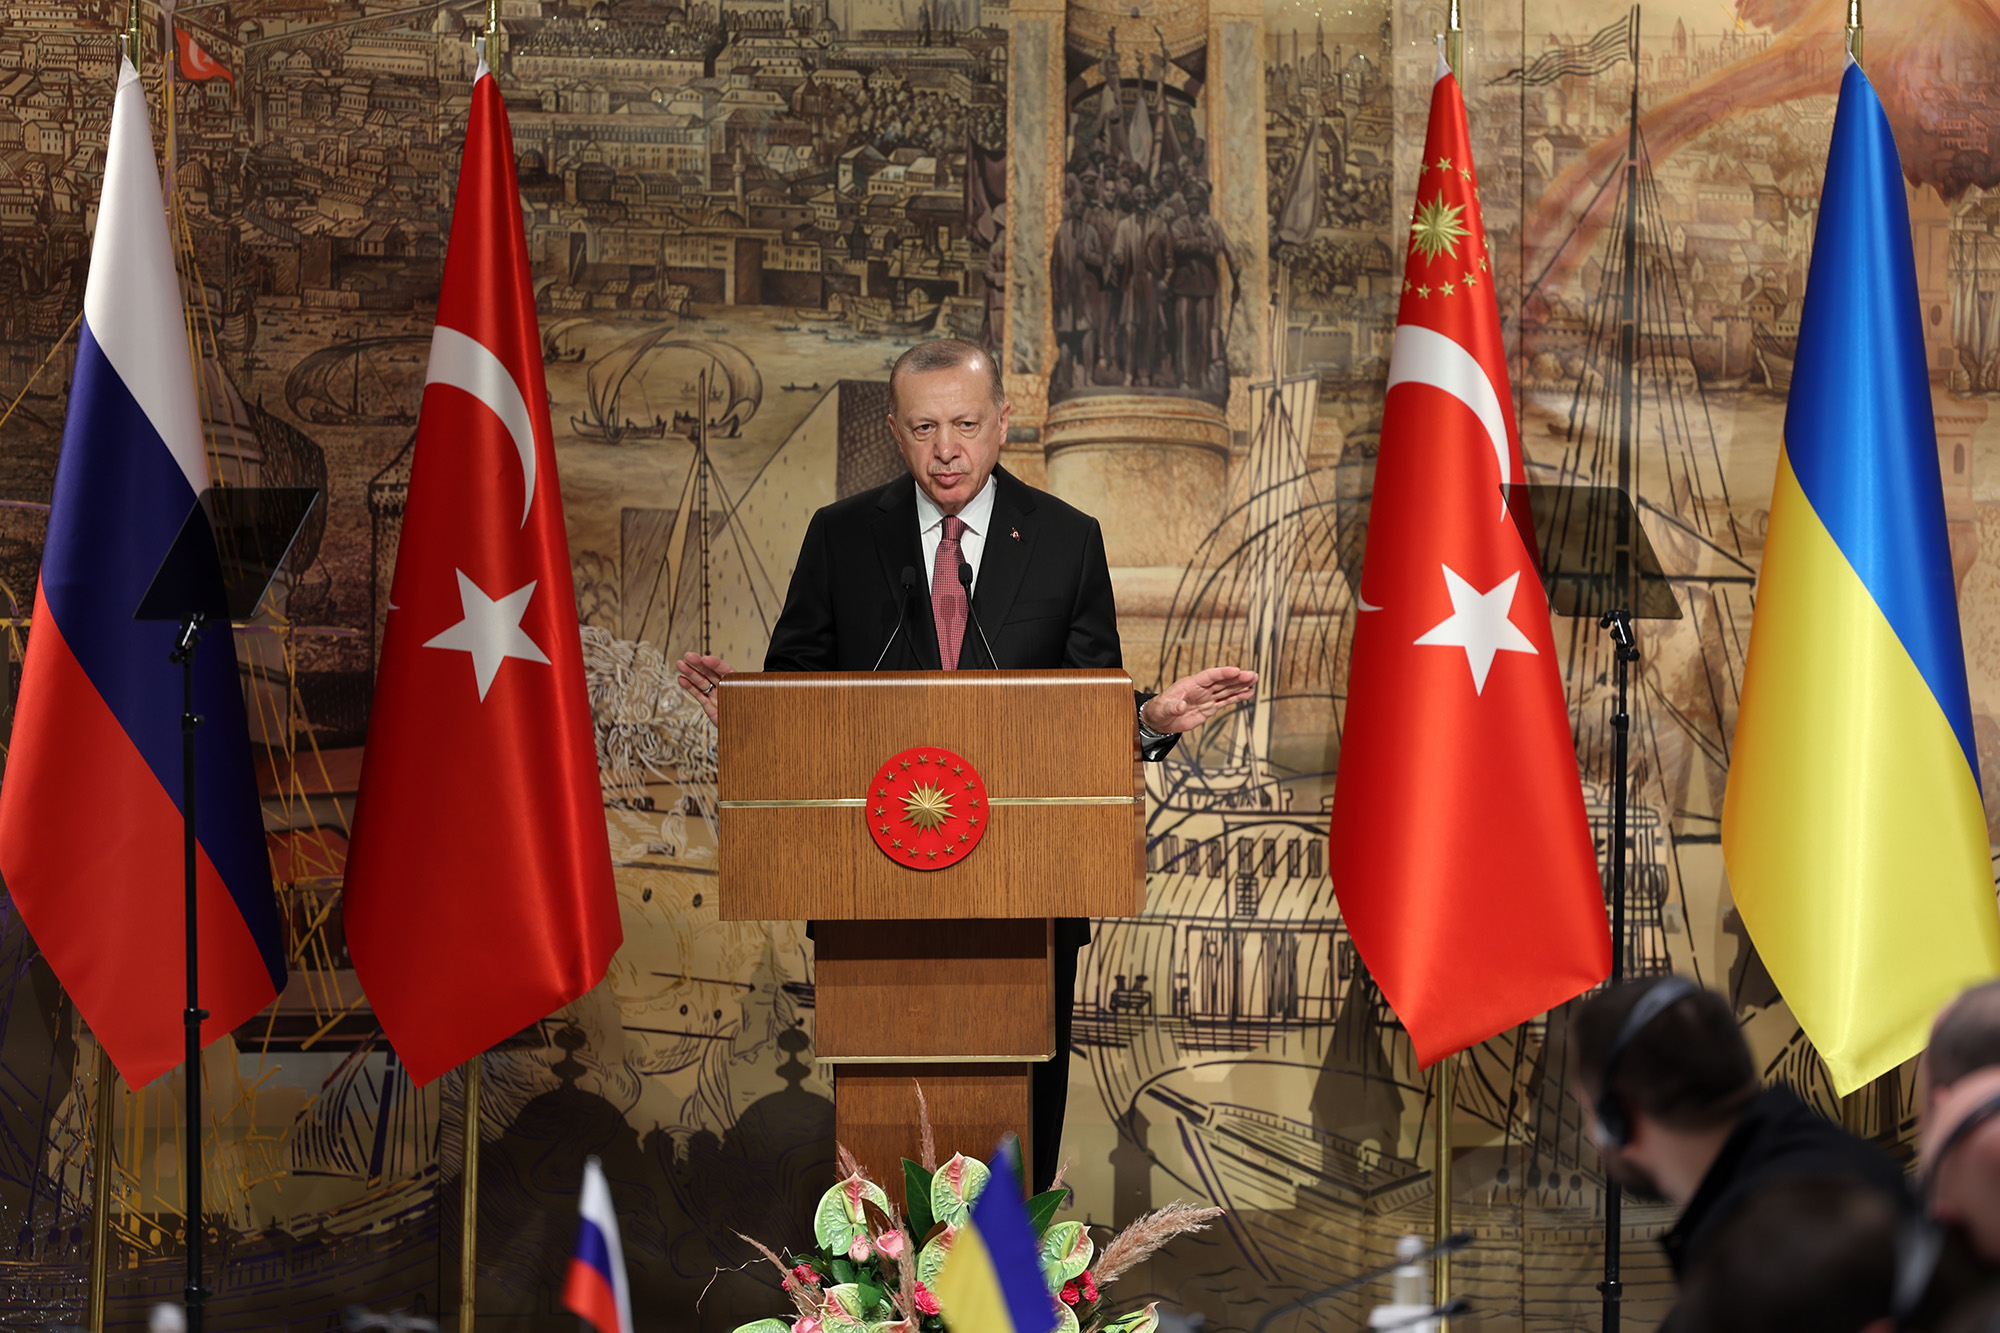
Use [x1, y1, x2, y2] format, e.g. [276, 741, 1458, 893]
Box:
[341, 62, 621, 1085]
[1327, 62, 1608, 1065]
[173, 28, 233, 85]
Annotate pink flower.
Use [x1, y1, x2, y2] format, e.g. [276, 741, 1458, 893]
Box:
[1078, 1272, 1099, 1303]
[791, 1264, 821, 1287]
[793, 1319, 822, 1333]
[849, 1236, 874, 1263]
[875, 1229, 907, 1260]
[1059, 1281, 1080, 1307]
[914, 1283, 941, 1316]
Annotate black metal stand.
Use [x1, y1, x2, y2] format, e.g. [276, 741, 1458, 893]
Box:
[1595, 606, 1638, 1333]
[170, 611, 210, 1333]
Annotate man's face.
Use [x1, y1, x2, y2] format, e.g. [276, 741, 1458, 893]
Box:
[888, 360, 1008, 515]
[1578, 1097, 1669, 1203]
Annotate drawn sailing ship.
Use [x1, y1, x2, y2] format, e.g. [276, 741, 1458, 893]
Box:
[571, 329, 763, 444]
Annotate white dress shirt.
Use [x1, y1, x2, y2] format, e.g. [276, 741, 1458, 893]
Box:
[914, 474, 997, 595]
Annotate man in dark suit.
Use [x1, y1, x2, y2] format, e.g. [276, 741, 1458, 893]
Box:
[677, 337, 1256, 1189]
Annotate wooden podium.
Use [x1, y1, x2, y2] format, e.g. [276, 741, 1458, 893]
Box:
[717, 670, 1145, 1188]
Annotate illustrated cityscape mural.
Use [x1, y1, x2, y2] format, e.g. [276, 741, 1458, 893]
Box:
[3, 0, 2000, 1327]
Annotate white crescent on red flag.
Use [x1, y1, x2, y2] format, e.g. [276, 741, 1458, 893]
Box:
[173, 28, 233, 85]
[1327, 56, 1609, 1065]
[340, 63, 621, 1085]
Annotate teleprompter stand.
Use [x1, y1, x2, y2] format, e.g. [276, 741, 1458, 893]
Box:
[135, 485, 319, 1333]
[1502, 483, 1680, 1333]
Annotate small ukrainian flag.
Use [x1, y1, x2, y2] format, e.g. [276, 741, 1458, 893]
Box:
[934, 1138, 1057, 1333]
[1723, 57, 2000, 1093]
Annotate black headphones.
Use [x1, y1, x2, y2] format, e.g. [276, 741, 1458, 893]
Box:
[1593, 975, 1701, 1151]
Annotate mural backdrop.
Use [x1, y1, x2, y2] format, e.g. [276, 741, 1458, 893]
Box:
[0, 0, 1996, 1327]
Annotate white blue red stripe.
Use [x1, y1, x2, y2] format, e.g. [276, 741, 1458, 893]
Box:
[563, 1156, 633, 1333]
[0, 59, 283, 1086]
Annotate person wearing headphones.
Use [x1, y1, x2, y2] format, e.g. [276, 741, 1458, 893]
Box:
[1571, 977, 1909, 1284]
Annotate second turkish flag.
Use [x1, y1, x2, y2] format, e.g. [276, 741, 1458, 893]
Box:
[341, 60, 621, 1084]
[1328, 58, 1608, 1065]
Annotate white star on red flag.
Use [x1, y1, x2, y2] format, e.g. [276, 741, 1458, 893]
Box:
[423, 570, 550, 701]
[1412, 566, 1539, 694]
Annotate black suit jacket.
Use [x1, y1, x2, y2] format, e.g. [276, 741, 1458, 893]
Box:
[765, 466, 1173, 948]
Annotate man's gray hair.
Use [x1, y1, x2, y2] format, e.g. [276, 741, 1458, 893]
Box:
[890, 338, 1005, 409]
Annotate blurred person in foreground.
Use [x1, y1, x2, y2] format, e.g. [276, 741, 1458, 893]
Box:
[1927, 980, 2000, 1111]
[1573, 977, 1909, 1289]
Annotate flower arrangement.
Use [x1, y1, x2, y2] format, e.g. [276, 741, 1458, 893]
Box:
[728, 1130, 1221, 1333]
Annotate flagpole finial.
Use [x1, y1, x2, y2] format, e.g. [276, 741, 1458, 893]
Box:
[1444, 0, 1463, 82]
[1846, 0, 1863, 66]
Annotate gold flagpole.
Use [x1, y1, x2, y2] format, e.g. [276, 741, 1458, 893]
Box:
[87, 1040, 116, 1333]
[1846, 0, 1863, 66]
[1436, 5, 1464, 1309]
[120, 0, 142, 75]
[1434, 1054, 1455, 1322]
[460, 1056, 482, 1331]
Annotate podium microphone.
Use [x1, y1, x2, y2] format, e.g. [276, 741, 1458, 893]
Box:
[959, 561, 998, 669]
[871, 566, 918, 670]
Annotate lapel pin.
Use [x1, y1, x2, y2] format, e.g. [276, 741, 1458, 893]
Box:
[1009, 527, 1021, 541]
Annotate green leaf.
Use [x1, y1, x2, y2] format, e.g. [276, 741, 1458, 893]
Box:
[1026, 1187, 1067, 1237]
[1052, 1305, 1081, 1333]
[1039, 1221, 1093, 1289]
[1102, 1303, 1161, 1333]
[855, 1279, 889, 1317]
[826, 1283, 869, 1318]
[832, 1257, 858, 1285]
[814, 1173, 895, 1253]
[929, 1154, 991, 1229]
[915, 1226, 957, 1288]
[903, 1159, 937, 1239]
[730, 1322, 793, 1333]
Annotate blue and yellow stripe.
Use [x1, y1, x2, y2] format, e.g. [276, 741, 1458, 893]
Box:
[935, 1140, 1055, 1333]
[1723, 61, 2000, 1093]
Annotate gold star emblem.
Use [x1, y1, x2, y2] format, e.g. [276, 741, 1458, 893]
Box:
[969, 816, 980, 827]
[873, 806, 884, 817]
[1416, 284, 1431, 298]
[1465, 270, 1479, 286]
[1403, 278, 1413, 293]
[901, 781, 952, 833]
[969, 798, 982, 808]
[953, 764, 964, 776]
[900, 759, 911, 770]
[878, 788, 889, 799]
[892, 838, 903, 849]
[1434, 156, 1451, 173]
[1440, 280, 1455, 296]
[963, 780, 973, 790]
[1480, 255, 1489, 271]
[917, 754, 930, 765]
[958, 833, 968, 844]
[926, 849, 938, 862]
[1409, 196, 1469, 264]
[1460, 164, 1472, 180]
[880, 825, 890, 834]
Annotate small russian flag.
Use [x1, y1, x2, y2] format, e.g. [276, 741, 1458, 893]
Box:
[562, 1157, 633, 1333]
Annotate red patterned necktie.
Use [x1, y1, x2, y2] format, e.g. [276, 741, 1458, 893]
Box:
[932, 514, 968, 670]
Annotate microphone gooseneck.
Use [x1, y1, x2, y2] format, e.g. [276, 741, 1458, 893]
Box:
[959, 560, 998, 669]
[871, 565, 918, 671]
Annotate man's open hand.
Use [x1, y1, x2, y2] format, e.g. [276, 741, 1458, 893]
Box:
[675, 652, 735, 725]
[1141, 666, 1258, 734]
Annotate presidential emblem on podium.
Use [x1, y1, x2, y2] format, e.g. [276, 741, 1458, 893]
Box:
[865, 746, 989, 868]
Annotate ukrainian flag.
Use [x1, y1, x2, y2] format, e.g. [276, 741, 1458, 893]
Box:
[934, 1139, 1056, 1333]
[1723, 59, 2000, 1094]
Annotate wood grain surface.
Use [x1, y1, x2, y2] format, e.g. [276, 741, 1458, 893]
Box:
[717, 670, 1146, 919]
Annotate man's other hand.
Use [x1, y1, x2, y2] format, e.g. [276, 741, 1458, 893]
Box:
[675, 652, 735, 725]
[1141, 666, 1258, 735]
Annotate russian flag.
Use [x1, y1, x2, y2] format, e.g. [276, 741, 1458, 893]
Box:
[563, 1157, 633, 1333]
[1723, 58, 2000, 1093]
[0, 59, 284, 1087]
